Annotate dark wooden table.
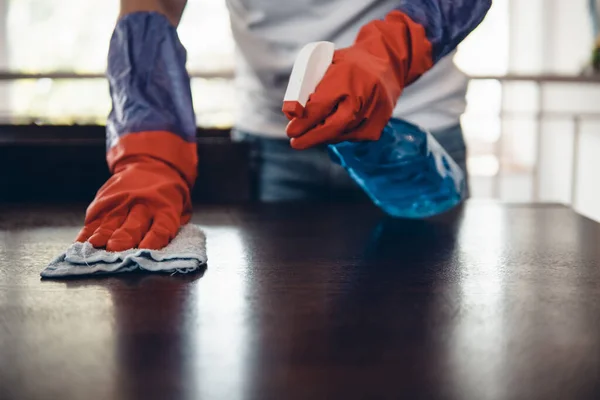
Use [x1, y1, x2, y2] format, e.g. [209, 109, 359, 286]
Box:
[1, 202, 599, 400]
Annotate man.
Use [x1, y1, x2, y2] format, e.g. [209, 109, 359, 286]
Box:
[76, 0, 491, 251]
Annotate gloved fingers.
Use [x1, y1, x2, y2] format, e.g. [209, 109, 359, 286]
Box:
[180, 210, 193, 225]
[285, 71, 346, 138]
[285, 100, 337, 138]
[88, 212, 128, 249]
[340, 112, 389, 143]
[138, 212, 179, 250]
[289, 98, 356, 150]
[75, 220, 101, 243]
[80, 193, 130, 239]
[106, 204, 152, 252]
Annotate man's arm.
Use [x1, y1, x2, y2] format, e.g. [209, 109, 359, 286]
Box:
[76, 0, 197, 251]
[284, 1, 492, 150]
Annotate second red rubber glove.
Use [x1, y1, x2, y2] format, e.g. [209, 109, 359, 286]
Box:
[284, 11, 433, 150]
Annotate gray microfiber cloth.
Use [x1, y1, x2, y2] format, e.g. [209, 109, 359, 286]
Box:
[41, 224, 207, 278]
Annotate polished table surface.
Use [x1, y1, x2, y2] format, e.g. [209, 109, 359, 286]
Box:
[1, 202, 599, 400]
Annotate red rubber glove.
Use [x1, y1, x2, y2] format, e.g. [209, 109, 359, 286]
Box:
[283, 11, 433, 150]
[76, 131, 197, 251]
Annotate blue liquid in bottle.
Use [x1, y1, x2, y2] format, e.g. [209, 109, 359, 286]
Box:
[327, 118, 467, 219]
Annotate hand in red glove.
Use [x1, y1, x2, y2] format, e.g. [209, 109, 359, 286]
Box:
[283, 11, 433, 150]
[76, 131, 197, 251]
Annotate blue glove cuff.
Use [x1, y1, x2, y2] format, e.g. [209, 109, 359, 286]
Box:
[395, 0, 491, 63]
[106, 12, 196, 150]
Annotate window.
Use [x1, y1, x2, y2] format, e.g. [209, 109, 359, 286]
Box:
[456, 0, 509, 180]
[2, 0, 235, 127]
[3, 1, 510, 133]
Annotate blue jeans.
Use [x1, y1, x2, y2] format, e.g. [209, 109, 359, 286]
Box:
[233, 124, 468, 202]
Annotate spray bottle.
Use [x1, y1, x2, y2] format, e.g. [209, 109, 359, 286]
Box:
[283, 41, 467, 218]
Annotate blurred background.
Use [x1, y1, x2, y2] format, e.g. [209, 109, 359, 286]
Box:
[1, 0, 600, 220]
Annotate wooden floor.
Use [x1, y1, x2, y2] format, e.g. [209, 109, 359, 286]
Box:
[0, 202, 599, 400]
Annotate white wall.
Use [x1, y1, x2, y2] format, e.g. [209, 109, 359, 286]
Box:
[539, 1, 600, 222]
[538, 83, 600, 208]
[0, 0, 8, 120]
[510, 0, 591, 73]
[0, 0, 5, 69]
[574, 121, 600, 222]
[538, 119, 575, 205]
[545, 0, 593, 74]
[508, 0, 545, 74]
[506, 0, 600, 222]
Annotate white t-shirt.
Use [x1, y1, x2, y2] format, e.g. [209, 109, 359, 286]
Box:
[225, 0, 468, 136]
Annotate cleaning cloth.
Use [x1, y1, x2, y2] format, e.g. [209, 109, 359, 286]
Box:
[41, 224, 206, 278]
